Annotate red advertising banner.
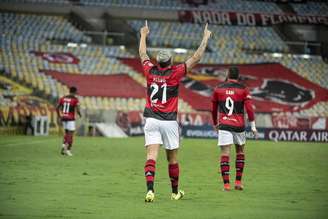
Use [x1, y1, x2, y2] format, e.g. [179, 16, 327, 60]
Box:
[187, 63, 328, 112]
[272, 114, 328, 130]
[31, 51, 80, 64]
[178, 10, 328, 26]
[43, 70, 145, 98]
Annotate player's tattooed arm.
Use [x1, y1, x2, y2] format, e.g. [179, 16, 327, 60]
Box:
[186, 23, 212, 72]
[139, 20, 150, 63]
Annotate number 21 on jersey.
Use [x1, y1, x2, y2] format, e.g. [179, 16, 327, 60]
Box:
[150, 83, 167, 104]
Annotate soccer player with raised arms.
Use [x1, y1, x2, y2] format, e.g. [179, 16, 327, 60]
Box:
[212, 67, 258, 191]
[139, 20, 211, 202]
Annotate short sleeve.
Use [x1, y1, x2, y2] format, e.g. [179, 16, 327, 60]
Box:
[212, 89, 218, 103]
[174, 63, 187, 80]
[58, 97, 63, 106]
[142, 60, 154, 77]
[75, 98, 80, 106]
[244, 88, 252, 101]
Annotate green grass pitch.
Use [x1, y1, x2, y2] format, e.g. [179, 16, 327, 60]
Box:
[0, 135, 327, 219]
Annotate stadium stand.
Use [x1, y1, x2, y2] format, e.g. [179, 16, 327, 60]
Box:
[44, 71, 145, 98]
[126, 18, 328, 117]
[3, 0, 283, 13]
[291, 2, 328, 16]
[4, 0, 328, 16]
[191, 0, 282, 13]
[121, 58, 328, 115]
[0, 74, 60, 132]
[127, 19, 328, 93]
[75, 0, 283, 13]
[2, 0, 71, 4]
[80, 0, 188, 10]
[280, 55, 328, 90]
[1, 0, 328, 120]
[0, 12, 194, 113]
[128, 20, 289, 53]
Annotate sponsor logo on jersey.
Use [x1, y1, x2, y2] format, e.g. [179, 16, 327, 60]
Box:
[223, 116, 237, 122]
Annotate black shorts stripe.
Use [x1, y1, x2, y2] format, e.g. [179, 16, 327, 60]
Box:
[218, 101, 244, 114]
[219, 124, 245, 133]
[143, 107, 177, 120]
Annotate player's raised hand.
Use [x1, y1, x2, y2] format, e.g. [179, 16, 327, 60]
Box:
[203, 23, 212, 39]
[140, 20, 150, 36]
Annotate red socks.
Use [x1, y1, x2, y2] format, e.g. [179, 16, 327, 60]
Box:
[63, 132, 73, 150]
[236, 153, 245, 183]
[67, 133, 73, 150]
[220, 154, 245, 186]
[168, 163, 179, 194]
[220, 155, 230, 185]
[144, 160, 180, 193]
[144, 159, 156, 192]
[63, 133, 68, 145]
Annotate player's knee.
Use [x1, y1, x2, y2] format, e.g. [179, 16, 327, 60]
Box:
[236, 145, 245, 154]
[166, 151, 178, 164]
[220, 145, 231, 156]
[220, 152, 230, 157]
[146, 151, 158, 161]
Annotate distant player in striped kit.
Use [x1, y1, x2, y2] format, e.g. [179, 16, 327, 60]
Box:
[139, 20, 211, 202]
[211, 67, 258, 191]
[56, 86, 81, 156]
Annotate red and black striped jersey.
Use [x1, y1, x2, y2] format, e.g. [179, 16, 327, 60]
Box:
[142, 60, 186, 120]
[58, 95, 79, 121]
[211, 79, 255, 132]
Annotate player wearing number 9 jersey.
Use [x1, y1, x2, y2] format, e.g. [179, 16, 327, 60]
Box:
[139, 20, 212, 202]
[211, 67, 257, 191]
[56, 86, 81, 156]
